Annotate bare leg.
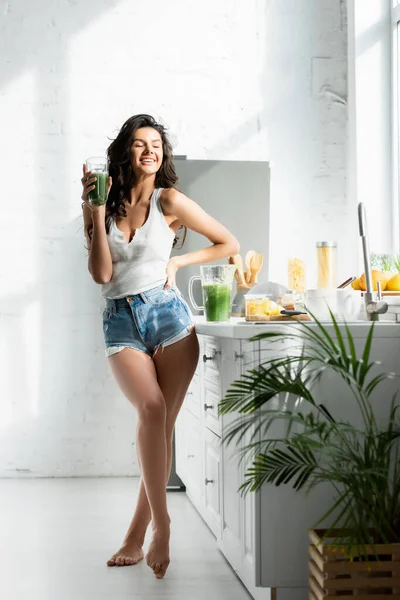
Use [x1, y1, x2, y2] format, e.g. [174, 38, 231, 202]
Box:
[106, 435, 173, 567]
[109, 328, 199, 557]
[145, 328, 199, 578]
[105, 348, 170, 575]
[107, 329, 199, 578]
[107, 433, 173, 561]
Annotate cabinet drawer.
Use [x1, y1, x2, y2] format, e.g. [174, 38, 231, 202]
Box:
[203, 379, 221, 437]
[220, 340, 259, 375]
[202, 336, 221, 386]
[259, 337, 298, 361]
[242, 340, 259, 372]
[204, 426, 222, 539]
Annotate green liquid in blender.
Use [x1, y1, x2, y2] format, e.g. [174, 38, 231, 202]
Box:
[88, 171, 109, 205]
[202, 283, 231, 322]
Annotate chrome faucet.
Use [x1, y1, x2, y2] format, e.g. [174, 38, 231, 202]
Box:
[358, 202, 388, 321]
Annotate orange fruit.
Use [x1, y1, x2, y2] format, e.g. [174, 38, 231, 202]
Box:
[386, 273, 400, 291]
[351, 277, 362, 290]
[359, 270, 390, 292]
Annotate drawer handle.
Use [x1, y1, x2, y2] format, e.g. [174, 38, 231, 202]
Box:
[187, 454, 195, 458]
[234, 351, 243, 361]
[205, 478, 214, 485]
[186, 391, 193, 396]
[203, 349, 221, 362]
[204, 403, 214, 411]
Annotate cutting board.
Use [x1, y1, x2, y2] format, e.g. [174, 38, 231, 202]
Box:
[366, 291, 400, 296]
[244, 314, 311, 322]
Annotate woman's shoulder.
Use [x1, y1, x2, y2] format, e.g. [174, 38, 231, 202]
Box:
[159, 187, 184, 219]
[159, 187, 180, 202]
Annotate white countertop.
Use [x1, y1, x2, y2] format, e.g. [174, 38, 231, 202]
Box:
[193, 315, 400, 339]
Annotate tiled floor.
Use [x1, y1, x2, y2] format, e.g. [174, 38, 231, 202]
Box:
[0, 477, 253, 600]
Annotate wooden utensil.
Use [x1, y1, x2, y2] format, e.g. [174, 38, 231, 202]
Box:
[229, 255, 247, 286]
[249, 253, 264, 283]
[337, 276, 356, 289]
[244, 250, 257, 283]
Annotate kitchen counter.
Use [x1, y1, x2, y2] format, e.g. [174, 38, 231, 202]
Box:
[193, 315, 400, 339]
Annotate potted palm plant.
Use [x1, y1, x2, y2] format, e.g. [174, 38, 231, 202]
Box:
[218, 313, 400, 598]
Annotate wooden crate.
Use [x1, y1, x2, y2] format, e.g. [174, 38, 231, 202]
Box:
[309, 528, 400, 599]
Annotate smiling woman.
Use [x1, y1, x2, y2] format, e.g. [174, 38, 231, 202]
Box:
[80, 113, 239, 581]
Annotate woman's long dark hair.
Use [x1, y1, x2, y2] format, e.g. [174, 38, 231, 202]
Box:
[82, 114, 187, 250]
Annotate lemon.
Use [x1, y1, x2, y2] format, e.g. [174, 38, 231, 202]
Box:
[351, 277, 362, 290]
[359, 270, 390, 292]
[386, 273, 400, 291]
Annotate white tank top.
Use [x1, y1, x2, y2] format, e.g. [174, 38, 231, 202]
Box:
[101, 188, 175, 299]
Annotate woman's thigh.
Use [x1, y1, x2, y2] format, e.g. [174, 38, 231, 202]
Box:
[153, 328, 200, 431]
[107, 347, 166, 419]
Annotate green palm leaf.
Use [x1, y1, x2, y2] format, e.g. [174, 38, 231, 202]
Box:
[219, 312, 400, 550]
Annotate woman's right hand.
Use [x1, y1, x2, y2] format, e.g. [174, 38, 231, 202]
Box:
[81, 163, 111, 213]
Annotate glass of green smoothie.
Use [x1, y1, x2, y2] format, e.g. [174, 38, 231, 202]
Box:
[188, 265, 237, 322]
[86, 157, 109, 206]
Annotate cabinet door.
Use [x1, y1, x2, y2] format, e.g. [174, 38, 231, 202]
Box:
[239, 341, 262, 589]
[175, 409, 188, 485]
[204, 426, 222, 540]
[219, 340, 243, 572]
[184, 371, 201, 420]
[175, 408, 204, 511]
[185, 409, 204, 508]
[241, 431, 258, 586]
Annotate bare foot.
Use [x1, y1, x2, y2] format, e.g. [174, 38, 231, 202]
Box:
[107, 540, 144, 567]
[145, 526, 170, 579]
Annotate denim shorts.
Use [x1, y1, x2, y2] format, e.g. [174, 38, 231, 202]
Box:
[102, 283, 195, 358]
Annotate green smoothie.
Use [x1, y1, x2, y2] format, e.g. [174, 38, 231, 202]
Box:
[88, 171, 109, 205]
[202, 283, 231, 322]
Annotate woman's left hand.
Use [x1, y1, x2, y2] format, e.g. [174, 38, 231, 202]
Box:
[164, 257, 181, 289]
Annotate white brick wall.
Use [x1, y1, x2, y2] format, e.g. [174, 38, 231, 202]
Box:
[0, 0, 347, 476]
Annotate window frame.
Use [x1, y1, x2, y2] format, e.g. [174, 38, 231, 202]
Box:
[392, 2, 400, 249]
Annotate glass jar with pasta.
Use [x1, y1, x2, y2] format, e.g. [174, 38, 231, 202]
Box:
[316, 241, 337, 289]
[288, 258, 306, 293]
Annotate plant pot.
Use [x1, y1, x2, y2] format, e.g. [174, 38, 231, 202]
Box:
[309, 528, 400, 598]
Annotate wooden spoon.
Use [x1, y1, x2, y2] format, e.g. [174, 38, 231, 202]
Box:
[229, 255, 247, 286]
[249, 253, 264, 284]
[244, 250, 257, 283]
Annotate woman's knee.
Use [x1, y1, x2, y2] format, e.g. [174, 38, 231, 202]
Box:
[137, 397, 166, 423]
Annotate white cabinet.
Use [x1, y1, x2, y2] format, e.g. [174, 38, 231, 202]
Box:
[175, 334, 267, 600]
[175, 324, 400, 600]
[176, 333, 314, 599]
